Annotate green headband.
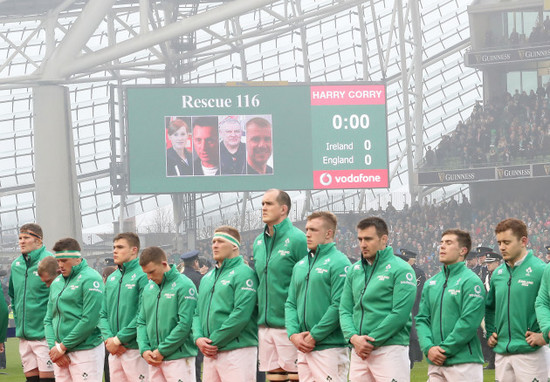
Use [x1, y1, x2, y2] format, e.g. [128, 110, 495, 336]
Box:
[213, 232, 240, 248]
[55, 250, 82, 259]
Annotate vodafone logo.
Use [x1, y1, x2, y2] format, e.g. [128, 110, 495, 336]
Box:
[313, 170, 388, 189]
[319, 173, 332, 186]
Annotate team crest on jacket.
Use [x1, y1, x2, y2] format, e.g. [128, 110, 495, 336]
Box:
[526, 267, 532, 276]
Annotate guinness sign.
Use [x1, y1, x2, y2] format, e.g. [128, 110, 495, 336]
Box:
[418, 167, 494, 185]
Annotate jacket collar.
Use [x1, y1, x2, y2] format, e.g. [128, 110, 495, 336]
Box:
[119, 257, 140, 273]
[506, 249, 533, 269]
[66, 258, 88, 279]
[311, 242, 336, 258]
[23, 245, 46, 265]
[264, 217, 292, 237]
[361, 246, 394, 267]
[217, 255, 244, 271]
[442, 260, 466, 276]
[161, 265, 180, 284]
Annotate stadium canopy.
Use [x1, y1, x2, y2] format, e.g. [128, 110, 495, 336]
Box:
[0, 0, 479, 249]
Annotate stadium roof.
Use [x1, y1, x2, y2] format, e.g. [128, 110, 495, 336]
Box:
[0, 0, 479, 241]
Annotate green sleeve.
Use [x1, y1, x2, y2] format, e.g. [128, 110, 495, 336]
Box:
[535, 264, 550, 343]
[98, 286, 114, 340]
[136, 296, 151, 355]
[0, 294, 8, 343]
[157, 282, 197, 358]
[192, 303, 204, 343]
[62, 276, 104, 350]
[8, 275, 15, 322]
[192, 277, 207, 343]
[415, 281, 435, 356]
[44, 291, 56, 349]
[284, 266, 300, 337]
[339, 270, 358, 341]
[117, 274, 149, 344]
[439, 277, 485, 357]
[485, 276, 496, 338]
[368, 266, 416, 345]
[209, 272, 258, 348]
[310, 258, 351, 342]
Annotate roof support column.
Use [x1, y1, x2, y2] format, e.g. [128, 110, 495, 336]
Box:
[33, 85, 81, 248]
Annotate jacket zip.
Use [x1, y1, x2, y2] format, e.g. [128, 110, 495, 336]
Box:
[439, 267, 450, 341]
[506, 267, 513, 353]
[264, 227, 276, 327]
[302, 250, 319, 331]
[55, 273, 72, 341]
[155, 278, 164, 346]
[116, 267, 125, 332]
[358, 256, 379, 334]
[22, 258, 28, 338]
[206, 264, 224, 337]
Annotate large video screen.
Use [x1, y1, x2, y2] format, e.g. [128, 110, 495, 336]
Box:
[126, 83, 388, 193]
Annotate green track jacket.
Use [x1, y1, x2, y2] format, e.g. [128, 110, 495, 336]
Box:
[486, 250, 545, 354]
[193, 256, 258, 351]
[415, 261, 485, 365]
[99, 257, 148, 349]
[285, 242, 351, 350]
[339, 246, 416, 347]
[9, 246, 53, 340]
[253, 218, 307, 328]
[0, 293, 8, 343]
[44, 259, 104, 351]
[535, 263, 550, 343]
[136, 265, 197, 360]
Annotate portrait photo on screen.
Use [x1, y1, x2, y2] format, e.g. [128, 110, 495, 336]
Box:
[165, 116, 193, 177]
[218, 115, 247, 175]
[191, 116, 220, 176]
[245, 115, 274, 175]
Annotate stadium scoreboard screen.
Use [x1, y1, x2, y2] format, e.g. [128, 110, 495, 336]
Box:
[126, 83, 388, 193]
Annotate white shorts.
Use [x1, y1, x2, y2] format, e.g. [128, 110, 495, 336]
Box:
[108, 348, 149, 382]
[543, 345, 550, 378]
[258, 326, 298, 372]
[148, 357, 195, 382]
[349, 345, 409, 382]
[19, 339, 54, 374]
[53, 344, 105, 382]
[297, 347, 349, 382]
[203, 346, 257, 382]
[428, 363, 483, 381]
[495, 348, 548, 382]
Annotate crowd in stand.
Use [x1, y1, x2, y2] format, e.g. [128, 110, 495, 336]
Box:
[485, 15, 550, 48]
[424, 87, 550, 169]
[334, 197, 550, 279]
[187, 196, 550, 281]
